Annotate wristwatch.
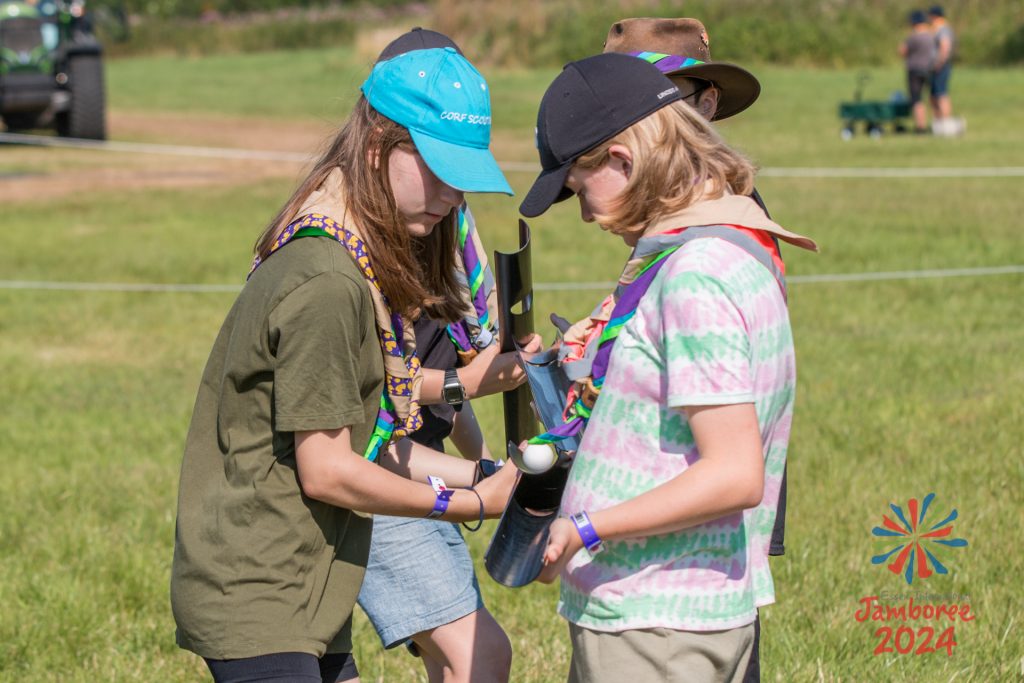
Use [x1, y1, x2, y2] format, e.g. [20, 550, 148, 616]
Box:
[475, 459, 501, 484]
[442, 367, 466, 411]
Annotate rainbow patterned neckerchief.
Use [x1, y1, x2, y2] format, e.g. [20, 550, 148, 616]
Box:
[529, 222, 790, 449]
[526, 244, 681, 447]
[249, 213, 423, 462]
[446, 206, 499, 359]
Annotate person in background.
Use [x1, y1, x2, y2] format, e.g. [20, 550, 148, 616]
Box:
[170, 46, 520, 683]
[354, 27, 538, 683]
[601, 17, 788, 682]
[929, 5, 957, 135]
[900, 10, 937, 134]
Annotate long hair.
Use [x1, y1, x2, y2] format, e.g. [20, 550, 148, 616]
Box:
[255, 97, 464, 321]
[574, 100, 756, 239]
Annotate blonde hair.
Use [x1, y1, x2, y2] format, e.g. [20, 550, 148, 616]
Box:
[255, 97, 463, 321]
[574, 100, 755, 238]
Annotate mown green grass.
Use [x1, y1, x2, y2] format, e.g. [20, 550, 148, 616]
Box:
[104, 52, 1024, 175]
[2, 48, 1023, 682]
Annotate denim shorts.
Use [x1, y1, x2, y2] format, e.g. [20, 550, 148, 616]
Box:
[931, 62, 953, 97]
[357, 515, 484, 648]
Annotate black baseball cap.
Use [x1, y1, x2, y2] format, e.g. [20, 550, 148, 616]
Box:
[519, 52, 682, 218]
[377, 27, 463, 62]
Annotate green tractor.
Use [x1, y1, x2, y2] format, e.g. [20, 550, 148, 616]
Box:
[0, 0, 105, 139]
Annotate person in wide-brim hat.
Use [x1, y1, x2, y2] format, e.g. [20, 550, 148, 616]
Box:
[603, 17, 761, 121]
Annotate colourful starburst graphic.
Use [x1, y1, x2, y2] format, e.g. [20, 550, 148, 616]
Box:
[870, 493, 968, 585]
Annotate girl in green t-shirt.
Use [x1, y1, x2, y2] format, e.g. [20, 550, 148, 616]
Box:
[171, 47, 531, 682]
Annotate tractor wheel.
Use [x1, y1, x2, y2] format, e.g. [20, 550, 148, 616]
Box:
[57, 54, 106, 140]
[2, 112, 41, 132]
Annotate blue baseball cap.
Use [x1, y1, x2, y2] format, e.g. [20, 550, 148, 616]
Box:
[361, 47, 513, 196]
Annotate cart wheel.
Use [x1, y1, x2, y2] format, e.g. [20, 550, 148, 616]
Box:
[841, 126, 854, 141]
[868, 123, 882, 139]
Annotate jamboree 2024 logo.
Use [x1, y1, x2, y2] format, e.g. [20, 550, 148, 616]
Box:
[855, 493, 973, 657]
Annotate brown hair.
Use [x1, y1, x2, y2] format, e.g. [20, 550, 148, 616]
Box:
[255, 97, 464, 321]
[574, 100, 755, 239]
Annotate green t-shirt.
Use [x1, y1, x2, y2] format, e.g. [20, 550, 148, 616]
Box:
[171, 236, 385, 659]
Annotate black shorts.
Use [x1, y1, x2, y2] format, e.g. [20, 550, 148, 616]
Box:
[908, 70, 929, 104]
[204, 652, 358, 683]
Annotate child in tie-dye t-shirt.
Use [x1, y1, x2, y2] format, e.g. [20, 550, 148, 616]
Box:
[519, 53, 817, 683]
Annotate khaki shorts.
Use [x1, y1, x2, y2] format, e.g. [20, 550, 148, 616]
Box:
[567, 622, 755, 683]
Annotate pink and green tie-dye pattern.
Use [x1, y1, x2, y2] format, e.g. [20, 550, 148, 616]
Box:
[558, 237, 795, 633]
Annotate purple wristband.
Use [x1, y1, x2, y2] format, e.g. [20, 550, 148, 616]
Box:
[427, 475, 453, 519]
[428, 489, 454, 519]
[571, 511, 603, 553]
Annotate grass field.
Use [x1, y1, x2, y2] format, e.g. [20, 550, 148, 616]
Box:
[1, 46, 1023, 682]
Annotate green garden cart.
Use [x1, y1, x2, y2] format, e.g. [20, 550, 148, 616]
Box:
[838, 72, 910, 140]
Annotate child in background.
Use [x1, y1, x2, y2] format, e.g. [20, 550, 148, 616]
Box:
[355, 28, 541, 683]
[928, 5, 958, 134]
[900, 10, 936, 134]
[520, 53, 816, 682]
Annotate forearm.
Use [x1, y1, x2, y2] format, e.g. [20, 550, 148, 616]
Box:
[298, 439, 481, 521]
[448, 403, 492, 462]
[588, 403, 765, 542]
[421, 334, 542, 404]
[419, 367, 447, 405]
[588, 457, 764, 542]
[377, 436, 477, 487]
[419, 365, 490, 404]
[538, 450, 765, 584]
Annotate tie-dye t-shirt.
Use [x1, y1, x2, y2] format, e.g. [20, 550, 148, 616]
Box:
[558, 236, 795, 633]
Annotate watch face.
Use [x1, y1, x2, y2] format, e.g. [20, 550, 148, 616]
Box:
[443, 370, 465, 404]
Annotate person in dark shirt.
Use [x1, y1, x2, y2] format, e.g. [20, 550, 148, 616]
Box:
[929, 5, 958, 134]
[900, 10, 937, 133]
[355, 28, 541, 683]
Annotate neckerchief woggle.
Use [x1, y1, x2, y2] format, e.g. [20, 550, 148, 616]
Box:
[249, 213, 423, 462]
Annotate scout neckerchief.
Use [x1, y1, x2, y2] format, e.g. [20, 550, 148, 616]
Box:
[446, 205, 500, 361]
[529, 194, 819, 448]
[526, 239, 683, 447]
[249, 212, 423, 462]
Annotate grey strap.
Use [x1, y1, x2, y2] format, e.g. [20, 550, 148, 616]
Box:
[680, 225, 788, 301]
[558, 224, 788, 379]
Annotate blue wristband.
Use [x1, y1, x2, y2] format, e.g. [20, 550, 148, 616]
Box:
[571, 511, 603, 554]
